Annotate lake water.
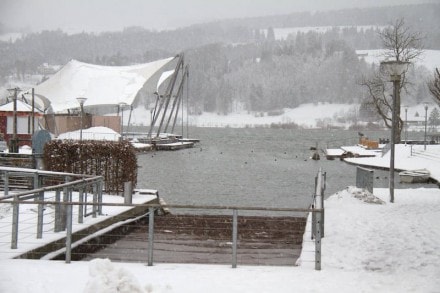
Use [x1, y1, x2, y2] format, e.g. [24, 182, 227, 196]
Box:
[136, 127, 428, 209]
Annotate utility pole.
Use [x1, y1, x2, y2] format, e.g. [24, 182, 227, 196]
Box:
[31, 88, 35, 134]
[7, 87, 19, 153]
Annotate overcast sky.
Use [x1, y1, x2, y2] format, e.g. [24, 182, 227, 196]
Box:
[0, 0, 433, 33]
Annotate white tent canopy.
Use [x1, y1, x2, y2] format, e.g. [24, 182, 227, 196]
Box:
[31, 57, 176, 113]
[156, 70, 175, 93]
[0, 100, 43, 113]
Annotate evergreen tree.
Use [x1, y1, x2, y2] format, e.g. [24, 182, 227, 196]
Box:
[429, 107, 440, 128]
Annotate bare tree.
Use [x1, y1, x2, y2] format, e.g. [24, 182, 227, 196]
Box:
[360, 18, 423, 142]
[428, 68, 440, 105]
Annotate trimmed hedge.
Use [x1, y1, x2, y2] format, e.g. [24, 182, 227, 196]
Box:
[43, 140, 137, 194]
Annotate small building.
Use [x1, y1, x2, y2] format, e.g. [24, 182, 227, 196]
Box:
[0, 100, 43, 148]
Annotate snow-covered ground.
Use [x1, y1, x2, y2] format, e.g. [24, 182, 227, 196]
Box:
[186, 103, 354, 128]
[0, 186, 439, 292]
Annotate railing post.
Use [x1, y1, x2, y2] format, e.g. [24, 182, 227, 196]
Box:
[78, 186, 84, 224]
[232, 209, 238, 268]
[148, 206, 155, 266]
[65, 188, 73, 263]
[33, 171, 39, 201]
[36, 183, 44, 239]
[98, 179, 103, 215]
[54, 189, 62, 232]
[4, 171, 9, 196]
[311, 201, 316, 240]
[60, 176, 71, 231]
[315, 168, 324, 238]
[315, 209, 322, 271]
[92, 183, 97, 218]
[124, 181, 133, 204]
[11, 195, 19, 249]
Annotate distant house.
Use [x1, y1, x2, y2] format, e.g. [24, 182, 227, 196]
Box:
[401, 104, 440, 130]
[0, 100, 43, 147]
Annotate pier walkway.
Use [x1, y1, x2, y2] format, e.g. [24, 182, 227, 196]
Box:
[344, 144, 440, 183]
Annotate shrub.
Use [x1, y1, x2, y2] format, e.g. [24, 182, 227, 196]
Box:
[43, 140, 137, 194]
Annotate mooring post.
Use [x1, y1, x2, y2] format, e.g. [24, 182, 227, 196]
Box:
[11, 195, 19, 249]
[232, 209, 238, 268]
[65, 188, 73, 263]
[148, 206, 155, 266]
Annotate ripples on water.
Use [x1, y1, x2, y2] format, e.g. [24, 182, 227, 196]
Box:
[137, 128, 428, 209]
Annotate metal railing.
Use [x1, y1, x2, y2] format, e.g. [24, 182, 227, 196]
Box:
[0, 167, 103, 253]
[0, 168, 325, 270]
[311, 168, 325, 270]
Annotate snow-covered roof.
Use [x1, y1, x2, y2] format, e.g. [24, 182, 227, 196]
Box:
[0, 100, 43, 114]
[31, 57, 176, 113]
[57, 126, 121, 141]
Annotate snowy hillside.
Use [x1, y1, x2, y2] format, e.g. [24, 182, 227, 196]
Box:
[123, 102, 357, 128]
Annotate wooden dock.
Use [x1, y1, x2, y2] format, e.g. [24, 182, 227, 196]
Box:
[325, 145, 381, 160]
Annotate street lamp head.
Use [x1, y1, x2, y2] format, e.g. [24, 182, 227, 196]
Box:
[380, 60, 410, 80]
[424, 102, 429, 111]
[76, 97, 87, 106]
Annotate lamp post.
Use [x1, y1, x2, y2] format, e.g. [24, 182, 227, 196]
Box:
[118, 102, 127, 139]
[76, 97, 87, 141]
[424, 102, 429, 150]
[404, 105, 408, 145]
[380, 60, 409, 203]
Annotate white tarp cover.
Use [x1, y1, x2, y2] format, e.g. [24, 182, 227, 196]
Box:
[156, 70, 175, 92]
[32, 57, 175, 113]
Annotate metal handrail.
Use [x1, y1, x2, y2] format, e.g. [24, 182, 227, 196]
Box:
[0, 166, 95, 178]
[0, 176, 103, 201]
[0, 199, 319, 212]
[0, 167, 104, 251]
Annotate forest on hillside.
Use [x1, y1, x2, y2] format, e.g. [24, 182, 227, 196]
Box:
[0, 3, 438, 114]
